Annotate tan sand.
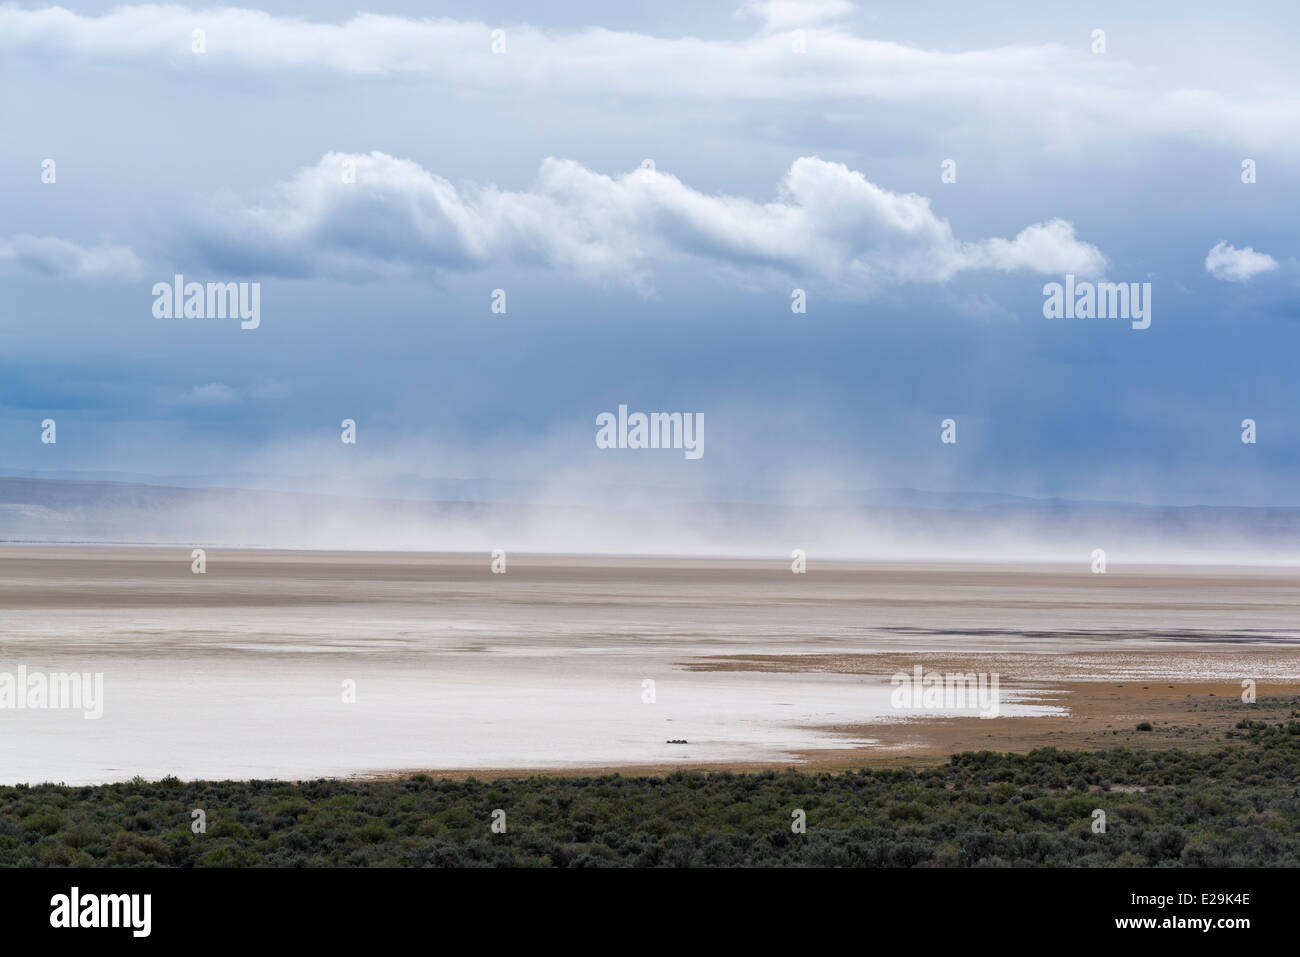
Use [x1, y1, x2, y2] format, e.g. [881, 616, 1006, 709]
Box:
[684, 651, 1300, 769]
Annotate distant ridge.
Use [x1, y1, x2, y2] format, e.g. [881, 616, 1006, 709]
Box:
[2, 475, 1299, 563]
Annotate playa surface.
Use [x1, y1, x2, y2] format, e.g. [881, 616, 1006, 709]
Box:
[0, 547, 1297, 784]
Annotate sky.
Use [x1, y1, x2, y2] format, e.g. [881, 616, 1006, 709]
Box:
[1, 0, 1298, 510]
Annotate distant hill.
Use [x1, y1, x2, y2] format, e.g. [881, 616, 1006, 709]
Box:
[1, 474, 1297, 563]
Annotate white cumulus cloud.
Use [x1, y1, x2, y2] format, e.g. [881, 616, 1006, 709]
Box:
[192, 151, 1106, 295]
[1204, 241, 1279, 282]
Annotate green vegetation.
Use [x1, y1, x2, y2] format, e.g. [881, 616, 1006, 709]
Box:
[3, 720, 1298, 867]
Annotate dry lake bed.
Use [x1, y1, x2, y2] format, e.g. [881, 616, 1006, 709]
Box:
[1, 546, 1297, 784]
